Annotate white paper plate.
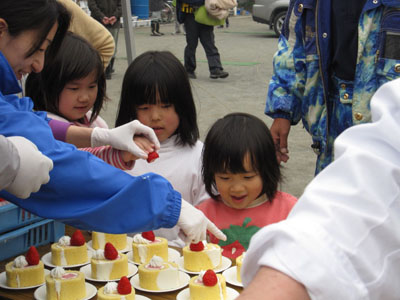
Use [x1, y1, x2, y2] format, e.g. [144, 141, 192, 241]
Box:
[176, 256, 232, 274]
[176, 287, 239, 300]
[34, 282, 96, 300]
[130, 271, 189, 293]
[42, 250, 92, 268]
[80, 263, 137, 282]
[127, 248, 181, 265]
[87, 236, 133, 253]
[0, 269, 49, 290]
[222, 266, 243, 287]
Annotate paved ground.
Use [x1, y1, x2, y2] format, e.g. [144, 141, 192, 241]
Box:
[101, 15, 316, 198]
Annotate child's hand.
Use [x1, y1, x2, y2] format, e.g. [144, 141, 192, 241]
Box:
[121, 136, 156, 163]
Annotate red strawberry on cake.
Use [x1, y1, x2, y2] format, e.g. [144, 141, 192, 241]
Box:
[5, 246, 45, 288]
[132, 231, 168, 264]
[189, 269, 227, 299]
[51, 229, 88, 266]
[97, 276, 135, 300]
[91, 242, 128, 280]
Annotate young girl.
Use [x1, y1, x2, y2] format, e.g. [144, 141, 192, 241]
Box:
[115, 50, 209, 247]
[198, 112, 297, 258]
[25, 32, 152, 169]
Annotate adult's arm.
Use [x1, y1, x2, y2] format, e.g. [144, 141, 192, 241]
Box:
[240, 78, 400, 299]
[58, 0, 115, 68]
[0, 134, 19, 190]
[0, 95, 180, 234]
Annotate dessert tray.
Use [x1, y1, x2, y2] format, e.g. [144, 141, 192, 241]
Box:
[87, 236, 133, 253]
[222, 266, 243, 287]
[176, 256, 232, 274]
[176, 287, 239, 300]
[127, 248, 181, 265]
[0, 269, 50, 290]
[79, 262, 138, 282]
[34, 282, 96, 300]
[42, 250, 92, 268]
[130, 271, 190, 293]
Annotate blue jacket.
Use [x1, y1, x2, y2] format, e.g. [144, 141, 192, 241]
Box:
[265, 0, 400, 145]
[0, 52, 181, 234]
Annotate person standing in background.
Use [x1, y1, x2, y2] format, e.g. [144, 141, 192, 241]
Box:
[88, 0, 121, 79]
[149, 0, 165, 36]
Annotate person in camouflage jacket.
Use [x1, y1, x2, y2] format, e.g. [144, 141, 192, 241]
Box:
[266, 0, 400, 174]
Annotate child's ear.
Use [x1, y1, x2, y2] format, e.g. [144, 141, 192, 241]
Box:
[0, 19, 8, 38]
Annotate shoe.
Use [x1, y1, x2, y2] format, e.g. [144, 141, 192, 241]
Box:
[218, 25, 224, 28]
[210, 69, 229, 79]
[187, 71, 196, 79]
[151, 32, 162, 36]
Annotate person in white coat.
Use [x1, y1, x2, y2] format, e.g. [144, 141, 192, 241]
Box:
[237, 77, 400, 300]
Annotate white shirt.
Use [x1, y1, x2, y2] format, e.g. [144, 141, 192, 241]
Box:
[242, 78, 400, 299]
[128, 135, 209, 247]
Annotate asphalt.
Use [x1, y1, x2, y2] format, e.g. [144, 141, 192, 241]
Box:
[101, 15, 316, 198]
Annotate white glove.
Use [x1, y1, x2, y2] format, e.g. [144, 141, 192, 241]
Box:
[91, 120, 160, 159]
[177, 199, 227, 243]
[5, 137, 53, 199]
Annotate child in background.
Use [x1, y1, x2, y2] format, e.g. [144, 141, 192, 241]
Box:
[198, 112, 297, 258]
[25, 32, 153, 169]
[115, 50, 209, 247]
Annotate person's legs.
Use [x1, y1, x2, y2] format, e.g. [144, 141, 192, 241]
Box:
[184, 14, 199, 76]
[105, 26, 119, 79]
[198, 24, 228, 78]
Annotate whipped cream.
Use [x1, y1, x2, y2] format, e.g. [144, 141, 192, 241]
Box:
[93, 249, 105, 260]
[146, 255, 164, 268]
[196, 270, 206, 283]
[103, 282, 118, 294]
[58, 236, 71, 246]
[133, 234, 151, 244]
[13, 256, 28, 268]
[51, 267, 66, 279]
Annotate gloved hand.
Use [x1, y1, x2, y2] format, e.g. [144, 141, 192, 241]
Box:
[91, 120, 160, 159]
[177, 200, 227, 243]
[5, 136, 53, 199]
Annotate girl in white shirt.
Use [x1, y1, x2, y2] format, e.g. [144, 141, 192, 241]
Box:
[115, 50, 209, 247]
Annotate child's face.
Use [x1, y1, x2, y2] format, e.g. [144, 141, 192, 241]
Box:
[136, 102, 179, 143]
[58, 70, 98, 121]
[214, 154, 263, 209]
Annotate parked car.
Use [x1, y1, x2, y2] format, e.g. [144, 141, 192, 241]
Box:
[252, 0, 289, 37]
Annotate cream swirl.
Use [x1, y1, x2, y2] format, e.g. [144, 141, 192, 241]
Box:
[93, 249, 105, 259]
[103, 282, 118, 294]
[133, 234, 151, 244]
[146, 255, 164, 268]
[57, 236, 71, 246]
[13, 256, 28, 268]
[50, 267, 65, 279]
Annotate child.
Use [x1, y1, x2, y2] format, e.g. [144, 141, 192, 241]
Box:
[198, 112, 297, 258]
[115, 50, 209, 247]
[25, 32, 152, 169]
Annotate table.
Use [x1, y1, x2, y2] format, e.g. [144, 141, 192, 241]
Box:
[0, 226, 242, 299]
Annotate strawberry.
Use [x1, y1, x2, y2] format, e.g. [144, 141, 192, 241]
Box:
[203, 269, 218, 286]
[104, 242, 118, 260]
[26, 246, 40, 265]
[70, 229, 85, 246]
[141, 231, 155, 242]
[189, 241, 204, 252]
[117, 276, 132, 295]
[147, 151, 159, 163]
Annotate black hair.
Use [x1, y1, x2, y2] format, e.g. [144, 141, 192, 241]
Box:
[115, 50, 199, 147]
[26, 32, 108, 123]
[202, 113, 281, 201]
[0, 0, 70, 59]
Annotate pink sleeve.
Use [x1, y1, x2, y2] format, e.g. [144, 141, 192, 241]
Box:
[79, 146, 135, 170]
[48, 119, 72, 142]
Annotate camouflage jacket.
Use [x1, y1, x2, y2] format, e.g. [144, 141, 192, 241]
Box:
[265, 0, 400, 144]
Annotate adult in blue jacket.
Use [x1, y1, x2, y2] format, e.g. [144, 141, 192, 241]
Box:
[0, 0, 225, 243]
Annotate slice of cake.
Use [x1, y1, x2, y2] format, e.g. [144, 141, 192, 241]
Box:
[91, 242, 128, 280]
[236, 252, 245, 282]
[189, 269, 226, 300]
[92, 232, 127, 251]
[45, 267, 86, 300]
[138, 255, 180, 291]
[183, 241, 222, 272]
[97, 276, 135, 300]
[6, 246, 45, 288]
[51, 229, 88, 266]
[132, 231, 168, 264]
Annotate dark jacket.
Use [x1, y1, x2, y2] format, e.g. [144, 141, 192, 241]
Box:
[88, 0, 122, 29]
